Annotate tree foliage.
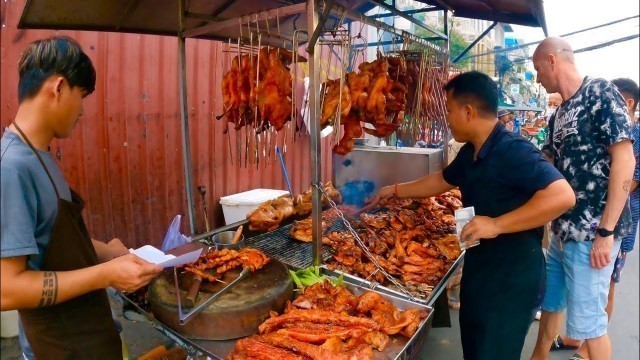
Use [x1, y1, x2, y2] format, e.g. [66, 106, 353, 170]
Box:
[447, 30, 472, 68]
[414, 18, 471, 67]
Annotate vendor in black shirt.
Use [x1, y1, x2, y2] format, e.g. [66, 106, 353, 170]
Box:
[366, 71, 576, 360]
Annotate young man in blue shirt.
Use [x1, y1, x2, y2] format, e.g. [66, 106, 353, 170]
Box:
[1, 36, 162, 359]
[367, 71, 576, 359]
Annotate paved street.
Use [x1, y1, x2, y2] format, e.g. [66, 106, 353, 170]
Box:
[2, 235, 638, 359]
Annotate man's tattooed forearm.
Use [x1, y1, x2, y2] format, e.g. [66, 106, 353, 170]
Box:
[38, 272, 58, 307]
[623, 180, 631, 193]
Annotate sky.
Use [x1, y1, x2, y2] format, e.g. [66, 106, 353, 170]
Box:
[510, 0, 640, 86]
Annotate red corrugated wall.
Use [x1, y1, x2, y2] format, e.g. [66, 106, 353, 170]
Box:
[0, 1, 333, 249]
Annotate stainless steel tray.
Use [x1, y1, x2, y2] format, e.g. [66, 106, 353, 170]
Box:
[321, 270, 434, 360]
[323, 250, 465, 307]
[121, 269, 434, 359]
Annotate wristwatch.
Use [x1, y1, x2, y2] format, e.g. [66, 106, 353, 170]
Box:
[596, 228, 615, 237]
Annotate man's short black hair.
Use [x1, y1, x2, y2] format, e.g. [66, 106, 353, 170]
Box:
[611, 78, 639, 112]
[18, 36, 96, 103]
[444, 71, 498, 117]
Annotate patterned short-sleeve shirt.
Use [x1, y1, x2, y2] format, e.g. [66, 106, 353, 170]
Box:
[621, 122, 639, 252]
[544, 77, 633, 242]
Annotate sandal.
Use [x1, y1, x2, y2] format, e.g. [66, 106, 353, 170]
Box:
[550, 335, 579, 351]
[569, 354, 586, 360]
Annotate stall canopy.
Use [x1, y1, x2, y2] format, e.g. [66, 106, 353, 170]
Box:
[418, 0, 547, 35]
[19, 0, 547, 42]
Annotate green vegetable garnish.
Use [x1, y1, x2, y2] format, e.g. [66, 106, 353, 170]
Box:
[288, 266, 345, 289]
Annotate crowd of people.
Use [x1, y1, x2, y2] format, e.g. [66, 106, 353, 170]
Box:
[383, 36, 638, 360]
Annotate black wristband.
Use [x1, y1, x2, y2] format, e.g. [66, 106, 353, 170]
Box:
[596, 228, 614, 237]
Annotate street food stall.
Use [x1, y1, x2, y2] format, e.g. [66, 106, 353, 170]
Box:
[501, 105, 546, 140]
[18, 0, 548, 358]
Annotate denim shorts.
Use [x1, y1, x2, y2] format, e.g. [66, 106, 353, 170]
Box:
[542, 235, 621, 340]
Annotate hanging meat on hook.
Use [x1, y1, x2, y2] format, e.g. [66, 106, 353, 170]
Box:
[346, 72, 370, 112]
[218, 58, 241, 133]
[385, 57, 409, 113]
[218, 47, 295, 133]
[333, 112, 363, 155]
[320, 79, 352, 128]
[256, 47, 294, 132]
[405, 59, 421, 110]
[238, 53, 259, 128]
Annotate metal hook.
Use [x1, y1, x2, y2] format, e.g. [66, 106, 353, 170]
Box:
[265, 11, 270, 35]
[276, 8, 281, 37]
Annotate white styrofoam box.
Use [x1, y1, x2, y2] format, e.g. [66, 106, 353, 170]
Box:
[1, 310, 19, 338]
[219, 189, 289, 225]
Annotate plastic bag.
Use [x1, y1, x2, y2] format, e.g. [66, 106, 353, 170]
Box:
[161, 215, 191, 252]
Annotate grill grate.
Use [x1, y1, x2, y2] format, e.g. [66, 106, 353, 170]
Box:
[244, 209, 379, 269]
[246, 222, 333, 269]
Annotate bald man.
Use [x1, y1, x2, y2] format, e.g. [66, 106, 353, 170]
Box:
[530, 37, 635, 360]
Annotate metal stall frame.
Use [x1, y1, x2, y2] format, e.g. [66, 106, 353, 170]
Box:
[16, 0, 548, 357]
[19, 0, 452, 238]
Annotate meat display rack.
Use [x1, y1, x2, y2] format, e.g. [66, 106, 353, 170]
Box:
[121, 262, 435, 360]
[231, 213, 464, 307]
[318, 215, 465, 306]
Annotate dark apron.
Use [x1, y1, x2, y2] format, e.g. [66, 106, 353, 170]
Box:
[14, 123, 122, 360]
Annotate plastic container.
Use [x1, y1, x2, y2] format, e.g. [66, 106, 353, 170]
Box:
[1, 310, 19, 338]
[219, 189, 289, 225]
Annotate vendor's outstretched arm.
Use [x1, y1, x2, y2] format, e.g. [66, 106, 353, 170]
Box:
[0, 254, 161, 311]
[378, 172, 454, 200]
[461, 179, 575, 244]
[394, 171, 455, 199]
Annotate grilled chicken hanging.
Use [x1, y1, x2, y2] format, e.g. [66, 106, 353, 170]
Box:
[320, 79, 352, 128]
[333, 113, 363, 155]
[219, 47, 294, 133]
[256, 48, 293, 131]
[219, 60, 241, 133]
[346, 72, 370, 112]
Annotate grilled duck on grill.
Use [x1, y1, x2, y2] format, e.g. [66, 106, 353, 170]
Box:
[247, 200, 285, 232]
[271, 195, 295, 219]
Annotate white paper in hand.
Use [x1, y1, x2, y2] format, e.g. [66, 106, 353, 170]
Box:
[130, 245, 202, 268]
[455, 207, 479, 250]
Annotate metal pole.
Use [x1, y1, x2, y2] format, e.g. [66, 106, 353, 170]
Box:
[365, 0, 447, 40]
[306, 0, 322, 266]
[442, 9, 450, 167]
[178, 0, 197, 234]
[452, 21, 497, 64]
[443, 10, 449, 52]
